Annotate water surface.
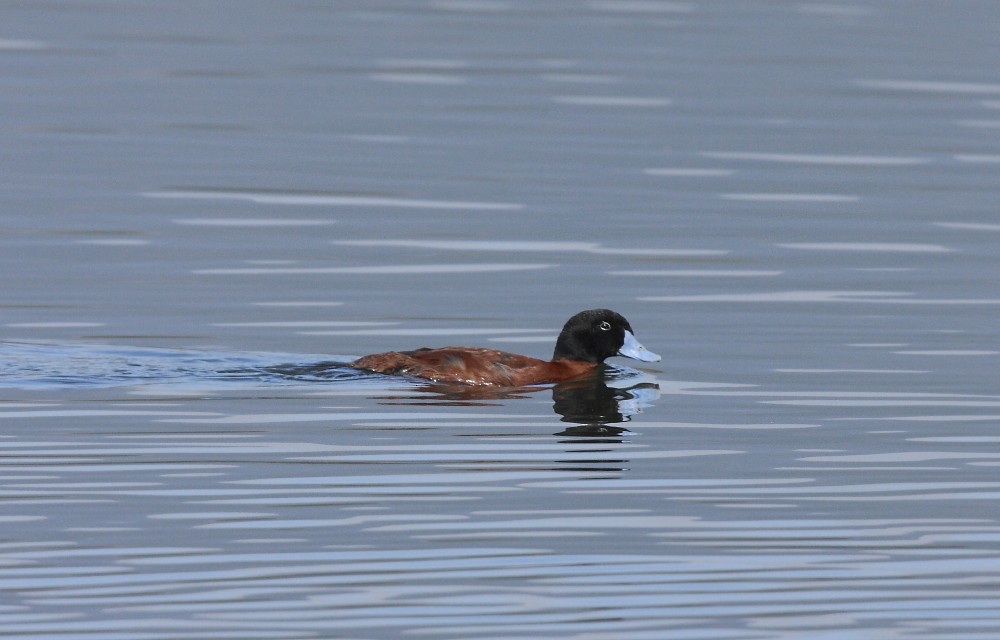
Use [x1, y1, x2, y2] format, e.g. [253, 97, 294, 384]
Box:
[3, 1, 1000, 638]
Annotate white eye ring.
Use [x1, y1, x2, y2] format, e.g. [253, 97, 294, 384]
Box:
[598, 321, 612, 331]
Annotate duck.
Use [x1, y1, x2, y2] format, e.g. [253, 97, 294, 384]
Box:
[350, 308, 660, 387]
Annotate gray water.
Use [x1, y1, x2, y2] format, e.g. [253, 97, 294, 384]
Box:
[3, 1, 1000, 638]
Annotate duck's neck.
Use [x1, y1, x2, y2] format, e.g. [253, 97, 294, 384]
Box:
[552, 334, 601, 363]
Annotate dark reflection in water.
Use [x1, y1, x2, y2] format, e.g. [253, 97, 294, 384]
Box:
[287, 361, 661, 435]
[551, 372, 659, 437]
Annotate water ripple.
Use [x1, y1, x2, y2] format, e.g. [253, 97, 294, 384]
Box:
[144, 189, 524, 211]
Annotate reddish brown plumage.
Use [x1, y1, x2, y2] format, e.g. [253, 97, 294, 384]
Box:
[351, 347, 597, 386]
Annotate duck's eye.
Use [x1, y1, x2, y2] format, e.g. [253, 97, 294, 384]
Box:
[598, 321, 612, 331]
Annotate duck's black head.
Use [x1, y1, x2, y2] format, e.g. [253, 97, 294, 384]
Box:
[552, 309, 660, 364]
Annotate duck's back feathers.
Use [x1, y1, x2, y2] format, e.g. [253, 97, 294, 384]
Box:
[352, 347, 596, 386]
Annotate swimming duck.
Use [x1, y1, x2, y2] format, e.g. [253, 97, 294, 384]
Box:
[350, 308, 659, 386]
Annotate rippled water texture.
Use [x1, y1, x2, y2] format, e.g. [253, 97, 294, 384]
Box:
[3, 1, 1000, 638]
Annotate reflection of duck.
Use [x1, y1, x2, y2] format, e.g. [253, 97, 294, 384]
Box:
[351, 309, 659, 386]
[552, 373, 660, 436]
[358, 364, 659, 438]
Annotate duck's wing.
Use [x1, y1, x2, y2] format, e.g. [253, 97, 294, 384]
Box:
[352, 347, 548, 386]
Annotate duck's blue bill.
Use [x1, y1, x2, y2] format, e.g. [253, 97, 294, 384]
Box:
[618, 330, 661, 362]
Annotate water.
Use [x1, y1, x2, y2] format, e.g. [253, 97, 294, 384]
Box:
[3, 1, 1000, 638]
